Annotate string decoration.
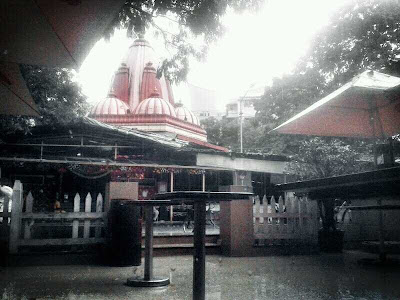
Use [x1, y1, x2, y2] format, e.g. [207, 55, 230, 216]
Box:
[110, 166, 146, 181]
[67, 165, 111, 179]
[187, 169, 206, 175]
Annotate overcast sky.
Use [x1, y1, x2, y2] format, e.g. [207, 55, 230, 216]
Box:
[78, 0, 352, 111]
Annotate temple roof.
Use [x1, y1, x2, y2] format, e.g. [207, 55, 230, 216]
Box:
[175, 104, 200, 126]
[133, 93, 177, 117]
[90, 93, 130, 116]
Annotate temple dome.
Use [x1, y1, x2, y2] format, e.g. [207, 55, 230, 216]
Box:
[90, 93, 130, 116]
[133, 91, 177, 117]
[175, 105, 200, 126]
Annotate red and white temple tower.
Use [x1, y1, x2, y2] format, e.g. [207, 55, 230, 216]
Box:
[89, 38, 208, 143]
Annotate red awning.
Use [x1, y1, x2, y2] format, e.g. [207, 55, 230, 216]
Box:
[0, 0, 125, 116]
[272, 71, 400, 139]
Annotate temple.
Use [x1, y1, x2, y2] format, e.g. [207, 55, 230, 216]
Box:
[89, 38, 208, 144]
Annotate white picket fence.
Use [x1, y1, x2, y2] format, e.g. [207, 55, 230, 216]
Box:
[0, 193, 11, 244]
[253, 195, 319, 245]
[8, 180, 107, 253]
[2, 180, 322, 253]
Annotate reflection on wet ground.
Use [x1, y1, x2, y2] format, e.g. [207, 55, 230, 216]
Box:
[1, 251, 399, 299]
[151, 222, 220, 236]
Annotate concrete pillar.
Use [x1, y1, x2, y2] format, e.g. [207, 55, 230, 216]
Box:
[107, 182, 139, 200]
[219, 198, 254, 256]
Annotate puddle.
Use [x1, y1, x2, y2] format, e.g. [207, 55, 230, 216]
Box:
[1, 252, 399, 299]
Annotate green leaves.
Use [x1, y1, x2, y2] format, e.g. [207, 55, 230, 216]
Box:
[20, 65, 89, 127]
[286, 137, 372, 180]
[307, 0, 400, 79]
[1, 65, 89, 136]
[201, 117, 239, 150]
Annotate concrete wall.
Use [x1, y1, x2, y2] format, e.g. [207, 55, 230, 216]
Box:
[107, 182, 139, 201]
[219, 199, 254, 256]
[196, 153, 286, 174]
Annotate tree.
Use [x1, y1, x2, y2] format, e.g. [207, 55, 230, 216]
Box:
[286, 137, 372, 180]
[105, 0, 262, 82]
[201, 115, 283, 154]
[0, 65, 89, 136]
[252, 0, 400, 179]
[201, 117, 240, 151]
[304, 0, 400, 86]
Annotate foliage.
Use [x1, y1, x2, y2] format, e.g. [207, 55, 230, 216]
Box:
[203, 0, 400, 179]
[254, 0, 400, 179]
[0, 115, 35, 136]
[105, 0, 263, 82]
[0, 65, 89, 136]
[201, 116, 239, 151]
[1, 284, 28, 300]
[254, 70, 326, 129]
[305, 0, 400, 85]
[286, 137, 372, 180]
[20, 65, 89, 125]
[201, 116, 290, 154]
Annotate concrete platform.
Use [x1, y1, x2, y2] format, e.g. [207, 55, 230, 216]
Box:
[1, 251, 400, 299]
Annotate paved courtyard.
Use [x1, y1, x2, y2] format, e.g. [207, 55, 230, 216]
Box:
[151, 222, 220, 236]
[1, 251, 400, 300]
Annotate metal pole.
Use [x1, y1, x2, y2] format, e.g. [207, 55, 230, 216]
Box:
[170, 172, 174, 222]
[239, 107, 243, 153]
[193, 201, 206, 300]
[378, 199, 386, 262]
[144, 206, 153, 281]
[126, 203, 169, 287]
[238, 83, 256, 154]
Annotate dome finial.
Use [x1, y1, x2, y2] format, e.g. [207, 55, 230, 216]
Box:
[108, 86, 116, 97]
[150, 87, 160, 98]
[175, 101, 183, 108]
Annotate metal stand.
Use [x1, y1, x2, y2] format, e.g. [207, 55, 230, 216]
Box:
[377, 199, 387, 262]
[193, 202, 206, 300]
[152, 192, 252, 300]
[122, 192, 252, 299]
[126, 205, 170, 287]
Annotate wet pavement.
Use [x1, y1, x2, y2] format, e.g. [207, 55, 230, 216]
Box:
[151, 222, 219, 236]
[1, 251, 400, 299]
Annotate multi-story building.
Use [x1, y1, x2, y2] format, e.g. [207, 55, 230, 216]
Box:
[225, 85, 264, 119]
[187, 83, 224, 121]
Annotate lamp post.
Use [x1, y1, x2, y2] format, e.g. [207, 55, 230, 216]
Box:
[238, 83, 256, 153]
